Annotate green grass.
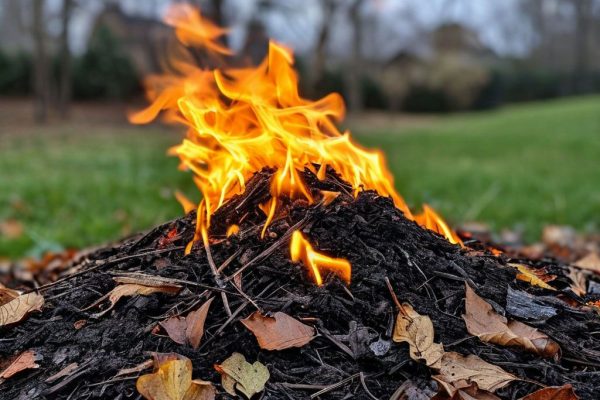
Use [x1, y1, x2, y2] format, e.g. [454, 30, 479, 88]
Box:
[356, 95, 600, 239]
[1, 96, 599, 258]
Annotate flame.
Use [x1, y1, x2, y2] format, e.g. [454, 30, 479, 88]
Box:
[290, 231, 351, 286]
[131, 5, 464, 283]
[414, 205, 463, 246]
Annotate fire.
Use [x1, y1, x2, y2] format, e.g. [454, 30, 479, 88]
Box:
[130, 4, 463, 284]
[290, 231, 351, 286]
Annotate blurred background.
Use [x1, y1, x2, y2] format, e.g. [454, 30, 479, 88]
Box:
[1, 0, 599, 259]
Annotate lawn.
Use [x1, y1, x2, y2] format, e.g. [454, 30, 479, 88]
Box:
[1, 95, 599, 259]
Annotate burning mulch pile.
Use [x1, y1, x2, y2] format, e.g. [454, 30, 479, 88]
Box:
[2, 168, 600, 400]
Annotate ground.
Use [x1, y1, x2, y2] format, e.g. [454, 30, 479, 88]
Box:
[1, 95, 599, 259]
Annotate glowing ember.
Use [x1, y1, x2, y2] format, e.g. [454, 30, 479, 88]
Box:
[131, 4, 463, 284]
[290, 231, 351, 286]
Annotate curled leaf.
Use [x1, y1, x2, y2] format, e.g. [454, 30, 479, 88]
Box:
[521, 384, 579, 400]
[0, 292, 44, 327]
[463, 284, 560, 358]
[214, 353, 269, 399]
[392, 303, 444, 368]
[85, 277, 181, 317]
[511, 264, 556, 291]
[241, 311, 315, 351]
[438, 352, 518, 393]
[136, 356, 215, 400]
[159, 298, 214, 349]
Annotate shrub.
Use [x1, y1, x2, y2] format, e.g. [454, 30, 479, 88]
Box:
[72, 25, 140, 99]
[0, 50, 32, 95]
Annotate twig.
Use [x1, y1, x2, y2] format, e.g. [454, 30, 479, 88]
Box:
[26, 246, 185, 294]
[359, 372, 379, 400]
[224, 216, 309, 282]
[309, 373, 360, 399]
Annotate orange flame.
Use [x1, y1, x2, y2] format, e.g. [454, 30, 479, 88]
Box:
[131, 5, 463, 282]
[414, 205, 463, 246]
[290, 231, 351, 286]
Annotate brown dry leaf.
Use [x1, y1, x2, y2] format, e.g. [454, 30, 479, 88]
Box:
[573, 252, 600, 273]
[432, 375, 501, 400]
[510, 264, 556, 291]
[438, 351, 518, 393]
[392, 302, 444, 368]
[0, 292, 44, 327]
[463, 284, 560, 358]
[521, 384, 579, 400]
[86, 279, 181, 317]
[185, 298, 213, 349]
[214, 352, 269, 399]
[567, 268, 587, 297]
[160, 317, 188, 345]
[159, 298, 214, 349]
[0, 286, 20, 307]
[240, 311, 315, 351]
[0, 350, 40, 381]
[136, 357, 215, 400]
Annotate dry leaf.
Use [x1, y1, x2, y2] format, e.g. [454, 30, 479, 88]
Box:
[241, 311, 315, 351]
[136, 357, 215, 400]
[0, 292, 44, 327]
[392, 303, 444, 368]
[432, 375, 501, 400]
[521, 384, 579, 400]
[573, 252, 600, 273]
[438, 351, 518, 393]
[160, 317, 188, 345]
[186, 298, 213, 349]
[85, 278, 181, 317]
[159, 298, 214, 349]
[511, 264, 556, 291]
[214, 352, 269, 399]
[0, 286, 20, 307]
[567, 268, 587, 297]
[45, 363, 79, 383]
[463, 284, 560, 358]
[0, 350, 40, 381]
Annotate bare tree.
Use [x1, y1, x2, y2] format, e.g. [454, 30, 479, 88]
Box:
[305, 0, 337, 98]
[57, 0, 74, 118]
[345, 0, 365, 112]
[573, 0, 593, 91]
[32, 0, 49, 123]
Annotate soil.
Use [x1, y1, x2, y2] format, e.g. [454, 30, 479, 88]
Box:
[1, 168, 599, 400]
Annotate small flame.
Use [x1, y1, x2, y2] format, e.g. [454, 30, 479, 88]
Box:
[290, 231, 351, 286]
[131, 5, 464, 283]
[414, 204, 463, 246]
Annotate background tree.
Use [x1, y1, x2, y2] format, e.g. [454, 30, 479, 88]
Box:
[32, 0, 49, 123]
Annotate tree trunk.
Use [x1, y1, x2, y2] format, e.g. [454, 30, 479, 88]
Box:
[574, 0, 592, 92]
[345, 0, 364, 113]
[305, 1, 336, 99]
[57, 0, 73, 119]
[32, 0, 49, 123]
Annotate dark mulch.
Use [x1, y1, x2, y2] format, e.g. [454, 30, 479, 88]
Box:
[1, 168, 600, 399]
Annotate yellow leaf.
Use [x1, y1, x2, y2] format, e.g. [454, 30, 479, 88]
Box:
[214, 353, 269, 399]
[136, 357, 215, 400]
[392, 303, 444, 368]
[510, 264, 556, 291]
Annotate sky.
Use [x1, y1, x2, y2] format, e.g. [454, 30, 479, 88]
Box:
[1, 0, 531, 58]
